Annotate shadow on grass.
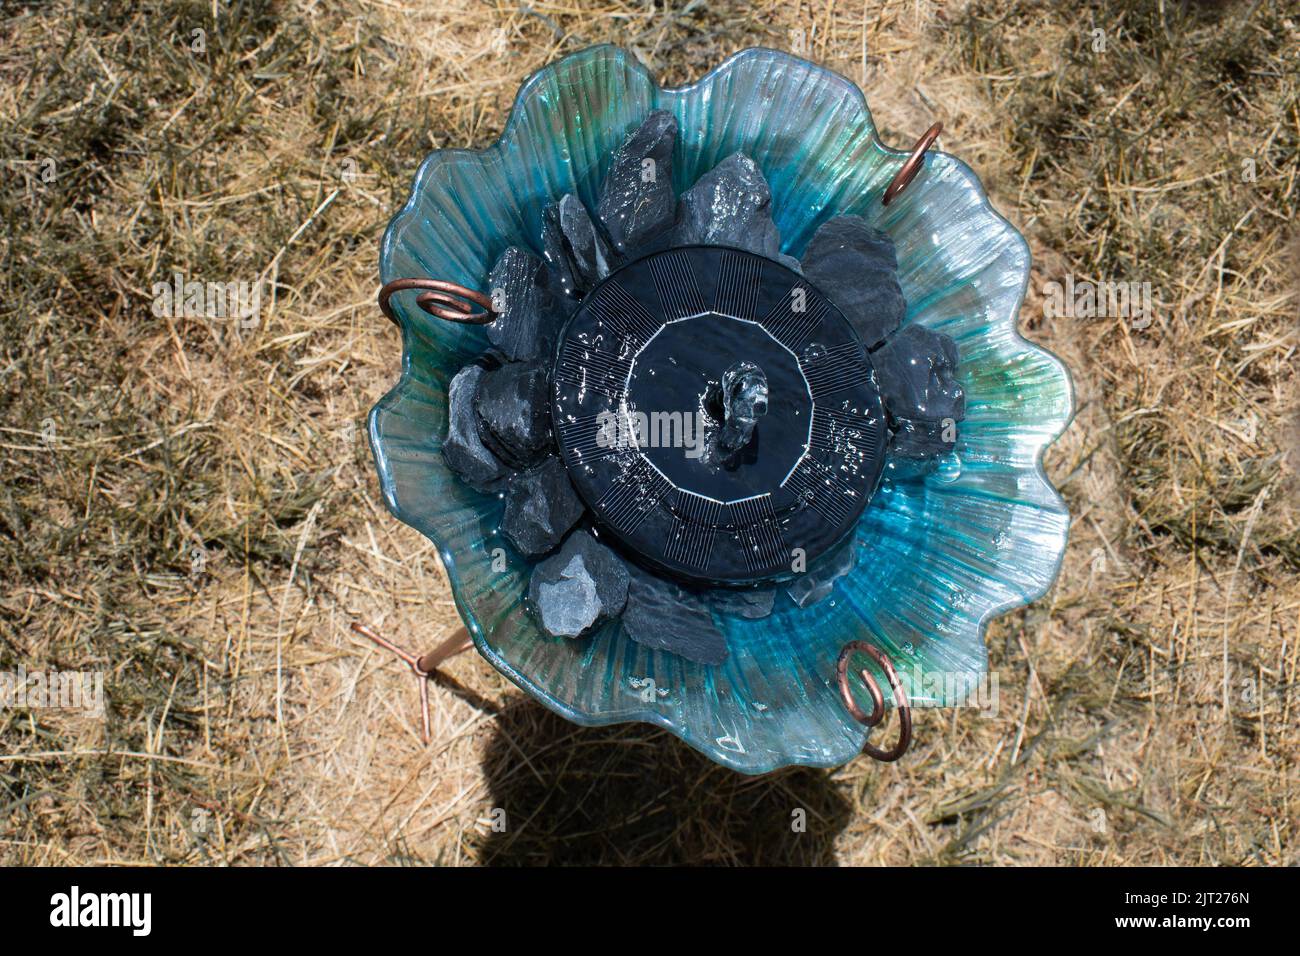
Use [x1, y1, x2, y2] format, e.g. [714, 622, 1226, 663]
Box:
[458, 692, 852, 865]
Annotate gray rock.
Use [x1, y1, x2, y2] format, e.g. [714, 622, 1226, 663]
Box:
[528, 531, 629, 638]
[486, 247, 562, 362]
[671, 153, 782, 259]
[872, 324, 965, 458]
[786, 540, 856, 608]
[597, 110, 678, 256]
[622, 566, 728, 665]
[501, 456, 585, 557]
[442, 364, 506, 491]
[710, 587, 776, 620]
[473, 360, 553, 468]
[541, 194, 613, 299]
[801, 215, 905, 348]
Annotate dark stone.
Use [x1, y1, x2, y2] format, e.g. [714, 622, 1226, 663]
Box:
[597, 110, 678, 256]
[528, 530, 629, 638]
[473, 360, 553, 468]
[872, 324, 965, 457]
[801, 215, 905, 348]
[500, 457, 585, 557]
[710, 587, 776, 620]
[671, 153, 782, 259]
[888, 417, 958, 460]
[486, 247, 562, 362]
[442, 364, 506, 491]
[786, 539, 856, 609]
[622, 566, 728, 665]
[541, 194, 613, 299]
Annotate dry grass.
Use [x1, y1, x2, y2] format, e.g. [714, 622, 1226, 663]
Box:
[1, 0, 1295, 865]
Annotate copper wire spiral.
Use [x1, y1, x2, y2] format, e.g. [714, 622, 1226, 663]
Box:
[835, 640, 913, 762]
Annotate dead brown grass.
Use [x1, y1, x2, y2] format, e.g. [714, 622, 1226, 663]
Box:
[0, 0, 1295, 865]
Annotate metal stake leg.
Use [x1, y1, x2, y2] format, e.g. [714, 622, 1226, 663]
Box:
[351, 621, 473, 744]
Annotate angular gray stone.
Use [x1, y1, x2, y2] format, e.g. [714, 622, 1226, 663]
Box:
[500, 456, 585, 558]
[801, 215, 905, 348]
[528, 531, 629, 638]
[442, 364, 506, 491]
[597, 110, 678, 256]
[785, 540, 856, 609]
[670, 153, 782, 259]
[541, 194, 613, 299]
[710, 587, 776, 620]
[473, 360, 553, 469]
[622, 566, 728, 665]
[872, 323, 965, 458]
[486, 247, 562, 362]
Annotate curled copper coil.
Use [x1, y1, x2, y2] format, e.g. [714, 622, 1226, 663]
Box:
[882, 122, 942, 207]
[379, 278, 496, 325]
[836, 640, 913, 762]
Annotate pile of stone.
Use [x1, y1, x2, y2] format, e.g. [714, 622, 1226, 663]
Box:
[437, 111, 966, 665]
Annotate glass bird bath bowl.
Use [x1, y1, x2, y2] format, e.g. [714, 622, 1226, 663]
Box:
[368, 45, 1073, 774]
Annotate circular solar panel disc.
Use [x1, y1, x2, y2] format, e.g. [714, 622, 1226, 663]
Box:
[551, 245, 887, 585]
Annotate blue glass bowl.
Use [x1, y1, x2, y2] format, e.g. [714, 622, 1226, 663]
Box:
[371, 45, 1073, 773]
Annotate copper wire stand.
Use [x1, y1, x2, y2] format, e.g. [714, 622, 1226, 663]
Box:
[351, 622, 473, 745]
[371, 120, 941, 761]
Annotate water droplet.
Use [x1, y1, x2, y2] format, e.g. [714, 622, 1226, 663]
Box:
[934, 452, 962, 483]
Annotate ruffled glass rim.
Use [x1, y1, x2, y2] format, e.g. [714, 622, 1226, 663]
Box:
[370, 45, 1074, 773]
